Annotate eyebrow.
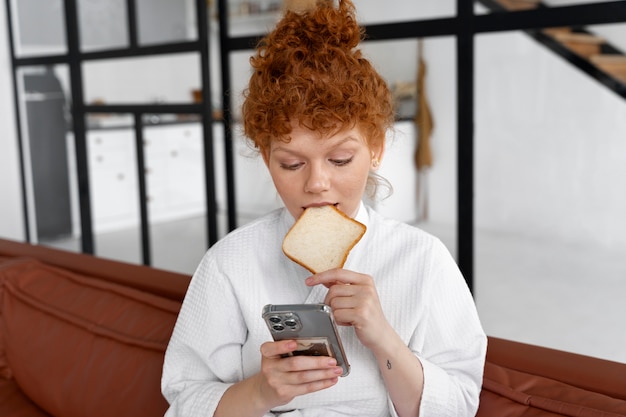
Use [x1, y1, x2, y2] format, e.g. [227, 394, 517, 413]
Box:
[271, 136, 361, 154]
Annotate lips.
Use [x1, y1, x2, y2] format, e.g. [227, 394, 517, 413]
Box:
[303, 202, 338, 209]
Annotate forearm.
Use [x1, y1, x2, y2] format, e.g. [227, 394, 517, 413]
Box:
[372, 328, 424, 417]
[213, 373, 270, 417]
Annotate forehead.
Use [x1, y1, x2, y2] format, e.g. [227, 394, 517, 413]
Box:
[270, 124, 369, 152]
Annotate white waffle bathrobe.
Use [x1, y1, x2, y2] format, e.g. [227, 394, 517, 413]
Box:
[162, 203, 486, 417]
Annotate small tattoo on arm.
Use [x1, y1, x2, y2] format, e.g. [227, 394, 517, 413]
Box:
[386, 360, 392, 370]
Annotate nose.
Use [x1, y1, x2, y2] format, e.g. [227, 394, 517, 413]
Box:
[304, 162, 330, 194]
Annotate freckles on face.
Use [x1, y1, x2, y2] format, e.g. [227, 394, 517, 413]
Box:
[265, 125, 378, 219]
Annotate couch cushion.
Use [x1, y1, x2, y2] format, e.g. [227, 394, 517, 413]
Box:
[0, 257, 30, 380]
[0, 378, 52, 417]
[0, 259, 182, 417]
[477, 362, 626, 417]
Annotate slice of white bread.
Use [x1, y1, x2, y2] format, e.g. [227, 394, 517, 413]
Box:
[282, 205, 366, 274]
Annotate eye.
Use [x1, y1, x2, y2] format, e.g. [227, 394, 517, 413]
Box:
[330, 156, 354, 166]
[280, 162, 304, 170]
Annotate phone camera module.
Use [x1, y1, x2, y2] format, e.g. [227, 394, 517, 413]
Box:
[272, 324, 285, 332]
[284, 319, 297, 328]
[269, 316, 282, 324]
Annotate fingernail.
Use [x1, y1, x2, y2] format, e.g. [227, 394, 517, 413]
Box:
[305, 276, 314, 285]
[328, 358, 337, 366]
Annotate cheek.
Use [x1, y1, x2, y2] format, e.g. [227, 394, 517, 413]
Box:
[268, 168, 295, 194]
[343, 163, 372, 190]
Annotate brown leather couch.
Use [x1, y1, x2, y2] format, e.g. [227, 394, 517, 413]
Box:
[0, 237, 625, 417]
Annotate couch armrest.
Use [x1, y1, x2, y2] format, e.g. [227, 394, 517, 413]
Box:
[486, 336, 626, 401]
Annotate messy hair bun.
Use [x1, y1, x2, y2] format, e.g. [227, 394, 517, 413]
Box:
[242, 0, 394, 153]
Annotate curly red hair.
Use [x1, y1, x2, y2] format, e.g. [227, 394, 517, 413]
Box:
[242, 0, 394, 154]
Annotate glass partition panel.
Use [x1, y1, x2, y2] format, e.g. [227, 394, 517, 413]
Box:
[362, 37, 459, 258]
[226, 0, 456, 37]
[228, 123, 283, 227]
[77, 0, 129, 52]
[82, 53, 201, 105]
[357, 0, 456, 24]
[15, 65, 75, 248]
[9, 0, 67, 57]
[228, 50, 253, 122]
[227, 0, 282, 37]
[87, 117, 142, 265]
[475, 31, 626, 364]
[137, 0, 197, 45]
[143, 117, 207, 274]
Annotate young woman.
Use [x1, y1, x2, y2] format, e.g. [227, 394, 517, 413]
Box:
[161, 1, 486, 416]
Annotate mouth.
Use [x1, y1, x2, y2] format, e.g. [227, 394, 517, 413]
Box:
[302, 202, 339, 210]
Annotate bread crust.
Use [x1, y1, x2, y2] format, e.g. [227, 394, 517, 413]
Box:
[282, 205, 366, 274]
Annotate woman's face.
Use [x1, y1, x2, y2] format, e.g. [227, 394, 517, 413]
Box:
[264, 123, 382, 220]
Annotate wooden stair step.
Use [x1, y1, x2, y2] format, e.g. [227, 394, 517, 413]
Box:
[497, 0, 541, 11]
[591, 54, 626, 83]
[553, 32, 605, 44]
[543, 27, 572, 37]
[551, 32, 606, 58]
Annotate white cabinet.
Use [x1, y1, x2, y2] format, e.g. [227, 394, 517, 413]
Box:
[87, 121, 282, 233]
[143, 123, 206, 223]
[87, 122, 207, 231]
[87, 128, 139, 232]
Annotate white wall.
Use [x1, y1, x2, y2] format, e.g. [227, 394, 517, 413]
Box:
[474, 31, 626, 251]
[0, 4, 25, 241]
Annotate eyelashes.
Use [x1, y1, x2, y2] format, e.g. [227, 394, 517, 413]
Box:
[280, 157, 354, 170]
[330, 157, 354, 166]
[280, 162, 304, 170]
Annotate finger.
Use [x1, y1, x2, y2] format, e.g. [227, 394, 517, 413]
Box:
[305, 269, 369, 288]
[282, 355, 339, 374]
[260, 340, 297, 358]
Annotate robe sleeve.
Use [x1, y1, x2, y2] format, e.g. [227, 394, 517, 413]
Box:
[161, 253, 251, 417]
[412, 239, 487, 417]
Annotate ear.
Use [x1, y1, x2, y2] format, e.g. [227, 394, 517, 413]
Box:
[370, 143, 385, 171]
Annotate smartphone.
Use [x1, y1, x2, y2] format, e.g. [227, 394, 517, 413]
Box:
[262, 303, 350, 376]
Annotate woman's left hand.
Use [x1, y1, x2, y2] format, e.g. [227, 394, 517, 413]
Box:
[305, 269, 392, 351]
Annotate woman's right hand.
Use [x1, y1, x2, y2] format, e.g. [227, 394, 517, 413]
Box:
[257, 339, 343, 408]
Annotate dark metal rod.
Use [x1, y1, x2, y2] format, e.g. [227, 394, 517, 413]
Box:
[79, 41, 203, 60]
[64, 0, 94, 254]
[5, 0, 31, 242]
[457, 0, 475, 292]
[197, 0, 219, 246]
[14, 41, 203, 66]
[133, 113, 151, 265]
[217, 0, 238, 232]
[86, 103, 203, 114]
[126, 0, 138, 48]
[14, 54, 69, 67]
[475, 1, 626, 33]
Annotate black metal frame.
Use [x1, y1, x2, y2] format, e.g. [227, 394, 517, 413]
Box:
[217, 0, 626, 292]
[5, 0, 626, 290]
[6, 0, 218, 264]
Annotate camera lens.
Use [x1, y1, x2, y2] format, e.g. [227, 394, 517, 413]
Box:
[269, 316, 281, 324]
[284, 319, 297, 328]
[272, 324, 285, 332]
